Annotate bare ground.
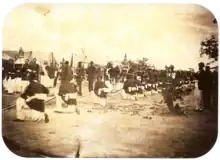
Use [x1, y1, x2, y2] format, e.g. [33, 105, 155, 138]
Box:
[2, 86, 218, 158]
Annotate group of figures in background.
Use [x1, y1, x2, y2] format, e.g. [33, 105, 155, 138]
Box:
[2, 53, 218, 123]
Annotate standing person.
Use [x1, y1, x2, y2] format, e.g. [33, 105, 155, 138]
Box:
[60, 61, 73, 84]
[6, 59, 15, 80]
[29, 58, 40, 81]
[21, 59, 30, 80]
[87, 61, 97, 94]
[46, 63, 56, 79]
[54, 62, 64, 87]
[76, 61, 85, 96]
[195, 62, 206, 111]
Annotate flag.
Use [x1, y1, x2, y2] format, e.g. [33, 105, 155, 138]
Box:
[28, 51, 33, 61]
[70, 53, 73, 67]
[124, 53, 127, 61]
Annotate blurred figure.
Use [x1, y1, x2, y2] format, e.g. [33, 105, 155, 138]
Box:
[46, 63, 56, 79]
[21, 59, 30, 80]
[60, 61, 73, 84]
[6, 59, 15, 80]
[15, 72, 50, 122]
[195, 62, 206, 111]
[55, 77, 79, 114]
[54, 62, 64, 87]
[76, 61, 85, 96]
[29, 58, 40, 81]
[87, 61, 96, 94]
[94, 75, 113, 107]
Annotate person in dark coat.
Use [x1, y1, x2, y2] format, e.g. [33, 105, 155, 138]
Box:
[29, 58, 40, 80]
[55, 76, 80, 114]
[76, 61, 85, 96]
[87, 61, 97, 92]
[93, 75, 112, 106]
[204, 66, 212, 110]
[6, 59, 15, 80]
[60, 61, 73, 83]
[15, 73, 50, 123]
[53, 62, 64, 87]
[21, 59, 30, 80]
[195, 62, 206, 111]
[46, 63, 56, 79]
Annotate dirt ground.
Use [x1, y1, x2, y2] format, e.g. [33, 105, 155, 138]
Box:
[1, 84, 218, 158]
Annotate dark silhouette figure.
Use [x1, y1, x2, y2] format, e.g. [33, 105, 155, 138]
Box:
[29, 58, 40, 80]
[76, 61, 85, 96]
[195, 62, 206, 111]
[87, 61, 96, 92]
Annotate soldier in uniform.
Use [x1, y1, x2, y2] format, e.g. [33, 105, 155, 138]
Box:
[29, 58, 40, 81]
[87, 61, 97, 94]
[76, 61, 85, 96]
[21, 59, 30, 80]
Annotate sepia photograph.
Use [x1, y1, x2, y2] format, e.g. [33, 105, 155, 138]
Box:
[1, 3, 218, 158]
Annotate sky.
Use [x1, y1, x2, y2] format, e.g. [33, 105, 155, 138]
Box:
[2, 3, 218, 69]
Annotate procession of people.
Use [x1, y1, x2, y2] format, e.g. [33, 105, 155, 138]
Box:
[2, 50, 218, 123]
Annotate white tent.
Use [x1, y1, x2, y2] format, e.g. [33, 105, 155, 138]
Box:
[2, 52, 13, 60]
[15, 58, 25, 64]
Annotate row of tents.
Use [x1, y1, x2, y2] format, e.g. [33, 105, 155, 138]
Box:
[2, 47, 57, 66]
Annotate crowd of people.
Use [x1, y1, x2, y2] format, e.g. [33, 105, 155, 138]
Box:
[2, 55, 218, 122]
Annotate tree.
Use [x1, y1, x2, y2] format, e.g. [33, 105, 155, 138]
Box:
[200, 35, 218, 61]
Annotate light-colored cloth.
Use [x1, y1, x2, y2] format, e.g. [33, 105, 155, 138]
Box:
[121, 90, 136, 100]
[16, 97, 45, 121]
[55, 93, 77, 112]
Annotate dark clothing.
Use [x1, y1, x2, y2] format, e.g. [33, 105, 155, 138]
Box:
[46, 65, 56, 79]
[87, 65, 96, 92]
[196, 70, 206, 90]
[88, 79, 95, 92]
[58, 82, 78, 105]
[204, 70, 213, 91]
[5, 62, 15, 79]
[123, 79, 137, 95]
[87, 66, 96, 80]
[20, 81, 49, 112]
[75, 66, 85, 95]
[61, 65, 73, 82]
[76, 67, 85, 79]
[29, 63, 40, 80]
[94, 80, 108, 98]
[29, 63, 40, 73]
[21, 63, 30, 80]
[109, 67, 118, 78]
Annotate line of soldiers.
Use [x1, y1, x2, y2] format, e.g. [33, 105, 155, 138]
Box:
[2, 58, 40, 82]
